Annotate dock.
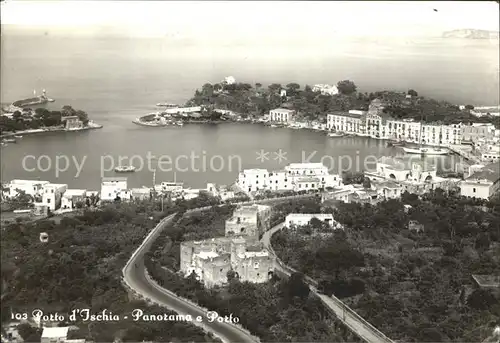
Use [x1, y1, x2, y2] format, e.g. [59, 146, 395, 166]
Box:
[447, 145, 482, 164]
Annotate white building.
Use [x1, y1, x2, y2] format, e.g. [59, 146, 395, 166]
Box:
[236, 163, 342, 194]
[370, 156, 437, 183]
[284, 213, 335, 228]
[327, 102, 463, 144]
[157, 181, 184, 194]
[100, 177, 130, 201]
[312, 84, 339, 96]
[41, 327, 69, 343]
[130, 187, 151, 201]
[327, 111, 364, 134]
[39, 183, 68, 211]
[479, 143, 500, 163]
[61, 189, 86, 210]
[224, 76, 236, 85]
[163, 106, 202, 115]
[269, 108, 295, 123]
[6, 179, 50, 198]
[321, 185, 356, 203]
[460, 162, 500, 200]
[206, 183, 236, 201]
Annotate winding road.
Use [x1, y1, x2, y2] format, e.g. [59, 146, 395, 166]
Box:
[261, 222, 394, 343]
[122, 196, 315, 343]
[122, 211, 259, 343]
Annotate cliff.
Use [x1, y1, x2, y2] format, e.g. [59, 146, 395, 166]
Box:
[442, 29, 500, 39]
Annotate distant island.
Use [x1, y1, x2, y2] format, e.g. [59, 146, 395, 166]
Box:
[442, 29, 500, 39]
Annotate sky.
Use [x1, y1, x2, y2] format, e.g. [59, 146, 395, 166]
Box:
[1, 1, 499, 39]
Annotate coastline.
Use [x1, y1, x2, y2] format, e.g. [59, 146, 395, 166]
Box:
[0, 123, 103, 139]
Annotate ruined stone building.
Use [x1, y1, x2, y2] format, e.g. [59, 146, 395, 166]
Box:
[179, 205, 274, 288]
[224, 204, 271, 240]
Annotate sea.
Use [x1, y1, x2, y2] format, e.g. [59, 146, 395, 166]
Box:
[1, 35, 499, 190]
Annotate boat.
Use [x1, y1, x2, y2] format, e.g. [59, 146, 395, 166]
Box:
[14, 135, 23, 139]
[402, 147, 449, 155]
[156, 102, 179, 108]
[387, 139, 405, 147]
[114, 166, 136, 173]
[328, 132, 345, 137]
[3, 138, 16, 143]
[12, 89, 54, 108]
[175, 121, 184, 127]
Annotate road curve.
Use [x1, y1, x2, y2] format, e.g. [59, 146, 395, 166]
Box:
[261, 223, 394, 343]
[122, 212, 259, 343]
[122, 195, 315, 343]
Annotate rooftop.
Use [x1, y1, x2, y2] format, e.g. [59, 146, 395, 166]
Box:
[197, 251, 219, 259]
[286, 213, 334, 219]
[378, 156, 436, 172]
[102, 177, 127, 182]
[243, 251, 269, 258]
[63, 189, 86, 197]
[295, 177, 321, 183]
[287, 163, 326, 169]
[10, 179, 49, 185]
[44, 183, 68, 189]
[465, 162, 500, 183]
[328, 111, 363, 119]
[41, 327, 69, 338]
[271, 108, 295, 113]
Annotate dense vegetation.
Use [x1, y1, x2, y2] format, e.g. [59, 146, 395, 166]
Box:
[185, 81, 499, 127]
[0, 105, 90, 134]
[145, 196, 362, 342]
[1, 202, 221, 343]
[272, 190, 500, 342]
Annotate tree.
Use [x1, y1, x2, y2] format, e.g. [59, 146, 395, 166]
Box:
[336, 80, 357, 95]
[286, 272, 310, 300]
[62, 105, 77, 117]
[465, 104, 474, 110]
[408, 89, 418, 97]
[255, 83, 262, 90]
[268, 83, 282, 93]
[362, 177, 372, 189]
[286, 83, 301, 96]
[467, 289, 498, 310]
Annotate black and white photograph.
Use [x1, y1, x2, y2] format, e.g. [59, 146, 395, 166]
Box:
[1, 1, 499, 342]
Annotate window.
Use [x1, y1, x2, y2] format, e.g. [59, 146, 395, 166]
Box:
[473, 188, 476, 193]
[254, 262, 259, 269]
[47, 198, 51, 203]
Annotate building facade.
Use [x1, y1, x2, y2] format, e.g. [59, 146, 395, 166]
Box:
[312, 84, 339, 96]
[236, 163, 343, 194]
[225, 204, 271, 239]
[39, 183, 68, 211]
[61, 116, 83, 130]
[326, 99, 464, 144]
[6, 179, 50, 198]
[460, 162, 500, 199]
[284, 213, 335, 228]
[61, 189, 86, 210]
[100, 177, 130, 201]
[269, 108, 295, 123]
[180, 237, 273, 288]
